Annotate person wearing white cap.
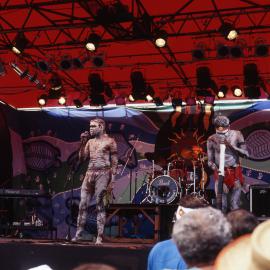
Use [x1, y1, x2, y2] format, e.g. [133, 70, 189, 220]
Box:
[147, 195, 209, 270]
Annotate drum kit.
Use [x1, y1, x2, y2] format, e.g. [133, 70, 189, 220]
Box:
[134, 147, 208, 205]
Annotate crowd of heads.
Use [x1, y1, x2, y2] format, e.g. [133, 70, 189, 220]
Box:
[169, 194, 270, 270]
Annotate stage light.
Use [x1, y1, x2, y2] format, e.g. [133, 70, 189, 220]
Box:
[146, 94, 153, 102]
[92, 56, 104, 67]
[49, 73, 62, 91]
[115, 96, 126, 105]
[255, 44, 268, 56]
[89, 73, 112, 105]
[196, 66, 217, 96]
[36, 60, 50, 73]
[73, 99, 83, 108]
[12, 32, 29, 54]
[59, 56, 72, 70]
[217, 85, 228, 98]
[192, 49, 204, 60]
[204, 95, 215, 104]
[85, 33, 101, 52]
[153, 30, 167, 48]
[20, 69, 29, 79]
[38, 94, 47, 106]
[153, 97, 163, 106]
[232, 86, 243, 97]
[72, 58, 84, 69]
[172, 98, 182, 111]
[219, 22, 238, 41]
[90, 94, 106, 106]
[230, 46, 242, 58]
[58, 96, 66, 105]
[130, 71, 154, 101]
[243, 63, 261, 98]
[217, 45, 229, 58]
[128, 94, 135, 102]
[186, 97, 196, 106]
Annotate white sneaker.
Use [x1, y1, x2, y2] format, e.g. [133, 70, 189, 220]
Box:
[95, 236, 103, 245]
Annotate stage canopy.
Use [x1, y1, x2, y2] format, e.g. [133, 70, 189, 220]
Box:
[0, 0, 270, 108]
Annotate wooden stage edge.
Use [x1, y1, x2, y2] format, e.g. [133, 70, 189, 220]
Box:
[0, 237, 152, 270]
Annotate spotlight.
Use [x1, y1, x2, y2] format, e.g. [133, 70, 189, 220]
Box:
[20, 69, 29, 79]
[217, 45, 229, 58]
[255, 44, 268, 56]
[219, 22, 238, 41]
[49, 73, 62, 91]
[146, 94, 153, 102]
[232, 86, 243, 97]
[172, 98, 182, 111]
[90, 94, 106, 106]
[196, 66, 217, 95]
[72, 58, 84, 69]
[36, 60, 50, 72]
[204, 95, 215, 104]
[38, 94, 47, 106]
[192, 49, 204, 60]
[12, 32, 29, 54]
[130, 71, 154, 101]
[92, 56, 104, 67]
[58, 96, 66, 105]
[243, 63, 261, 98]
[230, 46, 242, 58]
[73, 99, 83, 108]
[59, 56, 72, 70]
[153, 30, 167, 48]
[153, 97, 163, 106]
[85, 33, 101, 52]
[217, 85, 228, 98]
[115, 96, 126, 105]
[128, 94, 135, 102]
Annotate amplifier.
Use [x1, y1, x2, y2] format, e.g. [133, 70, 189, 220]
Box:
[250, 184, 270, 217]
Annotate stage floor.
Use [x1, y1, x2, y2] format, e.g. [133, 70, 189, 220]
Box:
[0, 238, 152, 270]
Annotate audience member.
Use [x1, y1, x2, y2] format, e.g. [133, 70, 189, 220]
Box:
[172, 207, 232, 270]
[226, 209, 259, 239]
[72, 263, 117, 270]
[215, 220, 270, 270]
[147, 195, 209, 270]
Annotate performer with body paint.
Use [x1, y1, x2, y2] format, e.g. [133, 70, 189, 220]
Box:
[73, 118, 118, 244]
[207, 115, 249, 213]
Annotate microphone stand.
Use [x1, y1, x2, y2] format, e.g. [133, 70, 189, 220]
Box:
[66, 168, 75, 242]
[120, 137, 139, 203]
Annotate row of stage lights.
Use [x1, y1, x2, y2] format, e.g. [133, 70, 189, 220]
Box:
[10, 22, 239, 56]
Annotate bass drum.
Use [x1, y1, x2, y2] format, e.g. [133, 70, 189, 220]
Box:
[150, 175, 179, 204]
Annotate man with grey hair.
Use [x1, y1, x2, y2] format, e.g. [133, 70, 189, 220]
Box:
[73, 118, 118, 244]
[172, 207, 232, 270]
[207, 115, 249, 212]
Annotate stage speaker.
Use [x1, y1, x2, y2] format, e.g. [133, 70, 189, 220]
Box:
[250, 184, 270, 217]
[159, 204, 178, 240]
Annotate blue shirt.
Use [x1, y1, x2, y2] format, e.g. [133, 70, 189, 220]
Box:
[147, 239, 187, 270]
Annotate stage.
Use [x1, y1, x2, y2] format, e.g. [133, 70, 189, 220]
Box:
[0, 238, 151, 270]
